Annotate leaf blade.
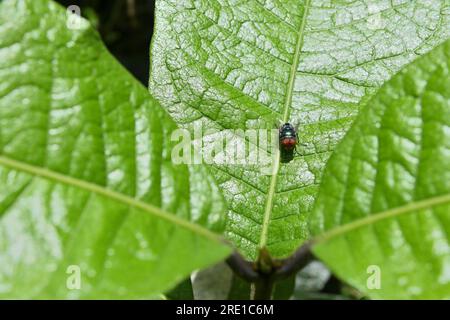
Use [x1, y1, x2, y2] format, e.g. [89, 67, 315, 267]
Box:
[310, 39, 450, 299]
[149, 0, 450, 259]
[0, 0, 231, 298]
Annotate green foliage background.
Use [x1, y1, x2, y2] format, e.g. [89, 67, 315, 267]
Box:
[0, 0, 449, 299]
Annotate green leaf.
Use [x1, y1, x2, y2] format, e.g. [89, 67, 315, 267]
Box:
[0, 0, 231, 298]
[166, 278, 194, 300]
[310, 39, 450, 299]
[272, 275, 296, 300]
[149, 0, 450, 259]
[227, 275, 251, 300]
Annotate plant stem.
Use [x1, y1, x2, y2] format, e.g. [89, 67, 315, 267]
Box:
[225, 241, 314, 299]
[274, 241, 314, 280]
[251, 276, 275, 300]
[226, 251, 259, 282]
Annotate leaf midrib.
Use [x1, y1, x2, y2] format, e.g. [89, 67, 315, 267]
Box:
[314, 192, 450, 244]
[0, 155, 225, 244]
[259, 0, 311, 250]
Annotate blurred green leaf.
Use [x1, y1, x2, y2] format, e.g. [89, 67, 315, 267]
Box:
[273, 275, 296, 300]
[310, 39, 450, 299]
[227, 275, 251, 300]
[166, 278, 194, 300]
[0, 0, 230, 298]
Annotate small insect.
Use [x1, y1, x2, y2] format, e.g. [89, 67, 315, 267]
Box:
[279, 122, 298, 151]
[279, 122, 298, 163]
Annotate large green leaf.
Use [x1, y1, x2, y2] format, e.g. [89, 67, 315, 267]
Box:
[310, 39, 450, 299]
[0, 0, 231, 298]
[149, 0, 450, 259]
